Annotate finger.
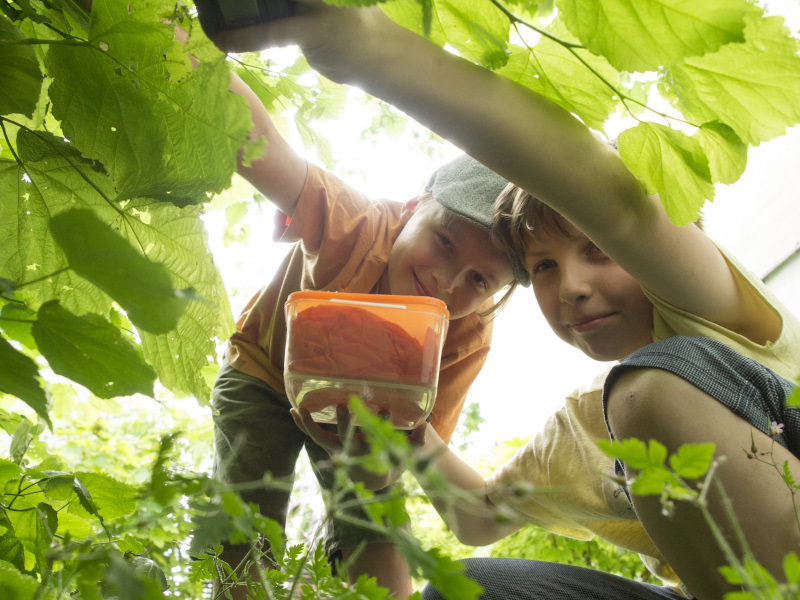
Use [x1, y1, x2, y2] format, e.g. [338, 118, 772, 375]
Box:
[407, 422, 428, 447]
[336, 404, 352, 440]
[294, 408, 343, 451]
[290, 407, 309, 433]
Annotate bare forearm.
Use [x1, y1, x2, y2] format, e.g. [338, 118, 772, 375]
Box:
[175, 22, 307, 214]
[324, 13, 643, 239]
[417, 427, 519, 546]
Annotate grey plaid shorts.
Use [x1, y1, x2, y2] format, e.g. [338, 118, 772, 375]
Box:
[602, 336, 798, 488]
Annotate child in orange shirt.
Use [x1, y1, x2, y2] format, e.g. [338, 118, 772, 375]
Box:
[212, 70, 529, 598]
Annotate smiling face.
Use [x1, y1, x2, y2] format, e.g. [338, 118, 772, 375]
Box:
[387, 200, 515, 320]
[526, 224, 655, 361]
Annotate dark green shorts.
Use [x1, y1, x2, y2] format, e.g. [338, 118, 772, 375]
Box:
[211, 357, 409, 557]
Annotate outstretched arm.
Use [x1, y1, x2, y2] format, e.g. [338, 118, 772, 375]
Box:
[292, 405, 522, 545]
[213, 2, 780, 344]
[414, 425, 524, 546]
[176, 24, 307, 217]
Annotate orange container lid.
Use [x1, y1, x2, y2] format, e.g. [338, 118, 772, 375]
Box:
[285, 291, 449, 318]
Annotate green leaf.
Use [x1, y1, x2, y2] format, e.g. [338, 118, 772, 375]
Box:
[146, 433, 180, 506]
[49, 209, 190, 334]
[32, 301, 156, 398]
[0, 302, 37, 351]
[9, 419, 35, 464]
[72, 476, 102, 521]
[0, 460, 22, 493]
[7, 503, 58, 574]
[788, 383, 800, 407]
[0, 336, 52, 429]
[130, 201, 234, 403]
[694, 122, 747, 184]
[496, 30, 619, 131]
[719, 564, 744, 584]
[103, 553, 166, 600]
[2, 131, 233, 402]
[628, 468, 677, 495]
[668, 442, 715, 479]
[383, 0, 510, 69]
[556, 0, 747, 72]
[597, 438, 668, 470]
[0, 14, 44, 118]
[130, 555, 169, 591]
[618, 121, 713, 225]
[784, 551, 800, 583]
[71, 472, 138, 522]
[0, 562, 40, 600]
[0, 526, 26, 572]
[0, 277, 14, 296]
[667, 11, 800, 146]
[0, 131, 117, 316]
[45, 1, 252, 204]
[189, 499, 235, 556]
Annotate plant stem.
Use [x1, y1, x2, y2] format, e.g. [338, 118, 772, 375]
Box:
[9, 267, 70, 289]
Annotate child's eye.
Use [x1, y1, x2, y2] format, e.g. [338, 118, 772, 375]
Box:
[533, 260, 555, 275]
[586, 242, 606, 258]
[437, 233, 453, 250]
[471, 272, 488, 290]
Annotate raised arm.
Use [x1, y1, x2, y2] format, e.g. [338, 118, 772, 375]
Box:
[214, 2, 780, 343]
[176, 24, 307, 217]
[228, 73, 307, 217]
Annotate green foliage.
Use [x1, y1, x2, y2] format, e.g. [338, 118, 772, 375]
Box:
[381, 0, 800, 224]
[0, 0, 798, 597]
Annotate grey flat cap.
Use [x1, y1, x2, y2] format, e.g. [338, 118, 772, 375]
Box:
[425, 154, 530, 287]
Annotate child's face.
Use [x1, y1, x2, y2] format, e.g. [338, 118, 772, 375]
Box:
[388, 201, 515, 320]
[526, 224, 654, 361]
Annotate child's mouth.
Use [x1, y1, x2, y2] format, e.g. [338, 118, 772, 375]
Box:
[413, 272, 431, 297]
[571, 313, 610, 333]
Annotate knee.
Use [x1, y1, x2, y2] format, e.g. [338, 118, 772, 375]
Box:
[606, 367, 686, 441]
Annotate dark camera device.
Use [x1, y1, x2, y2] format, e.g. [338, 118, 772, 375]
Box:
[194, 0, 296, 40]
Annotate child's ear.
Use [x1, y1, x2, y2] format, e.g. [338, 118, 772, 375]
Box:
[400, 199, 419, 225]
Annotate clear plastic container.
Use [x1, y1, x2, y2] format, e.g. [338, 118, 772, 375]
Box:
[284, 291, 449, 429]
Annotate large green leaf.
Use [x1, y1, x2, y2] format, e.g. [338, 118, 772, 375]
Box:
[45, 0, 252, 204]
[383, 0, 510, 69]
[618, 122, 713, 225]
[0, 14, 44, 118]
[694, 122, 747, 184]
[667, 11, 800, 146]
[0, 336, 52, 429]
[496, 23, 619, 131]
[49, 209, 191, 334]
[31, 301, 157, 399]
[70, 472, 138, 522]
[0, 132, 116, 316]
[1, 131, 232, 401]
[556, 0, 747, 73]
[121, 201, 234, 403]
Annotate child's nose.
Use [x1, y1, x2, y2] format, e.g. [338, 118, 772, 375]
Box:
[559, 266, 592, 303]
[432, 266, 459, 295]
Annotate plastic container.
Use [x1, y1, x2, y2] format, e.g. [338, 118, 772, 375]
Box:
[284, 291, 449, 429]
